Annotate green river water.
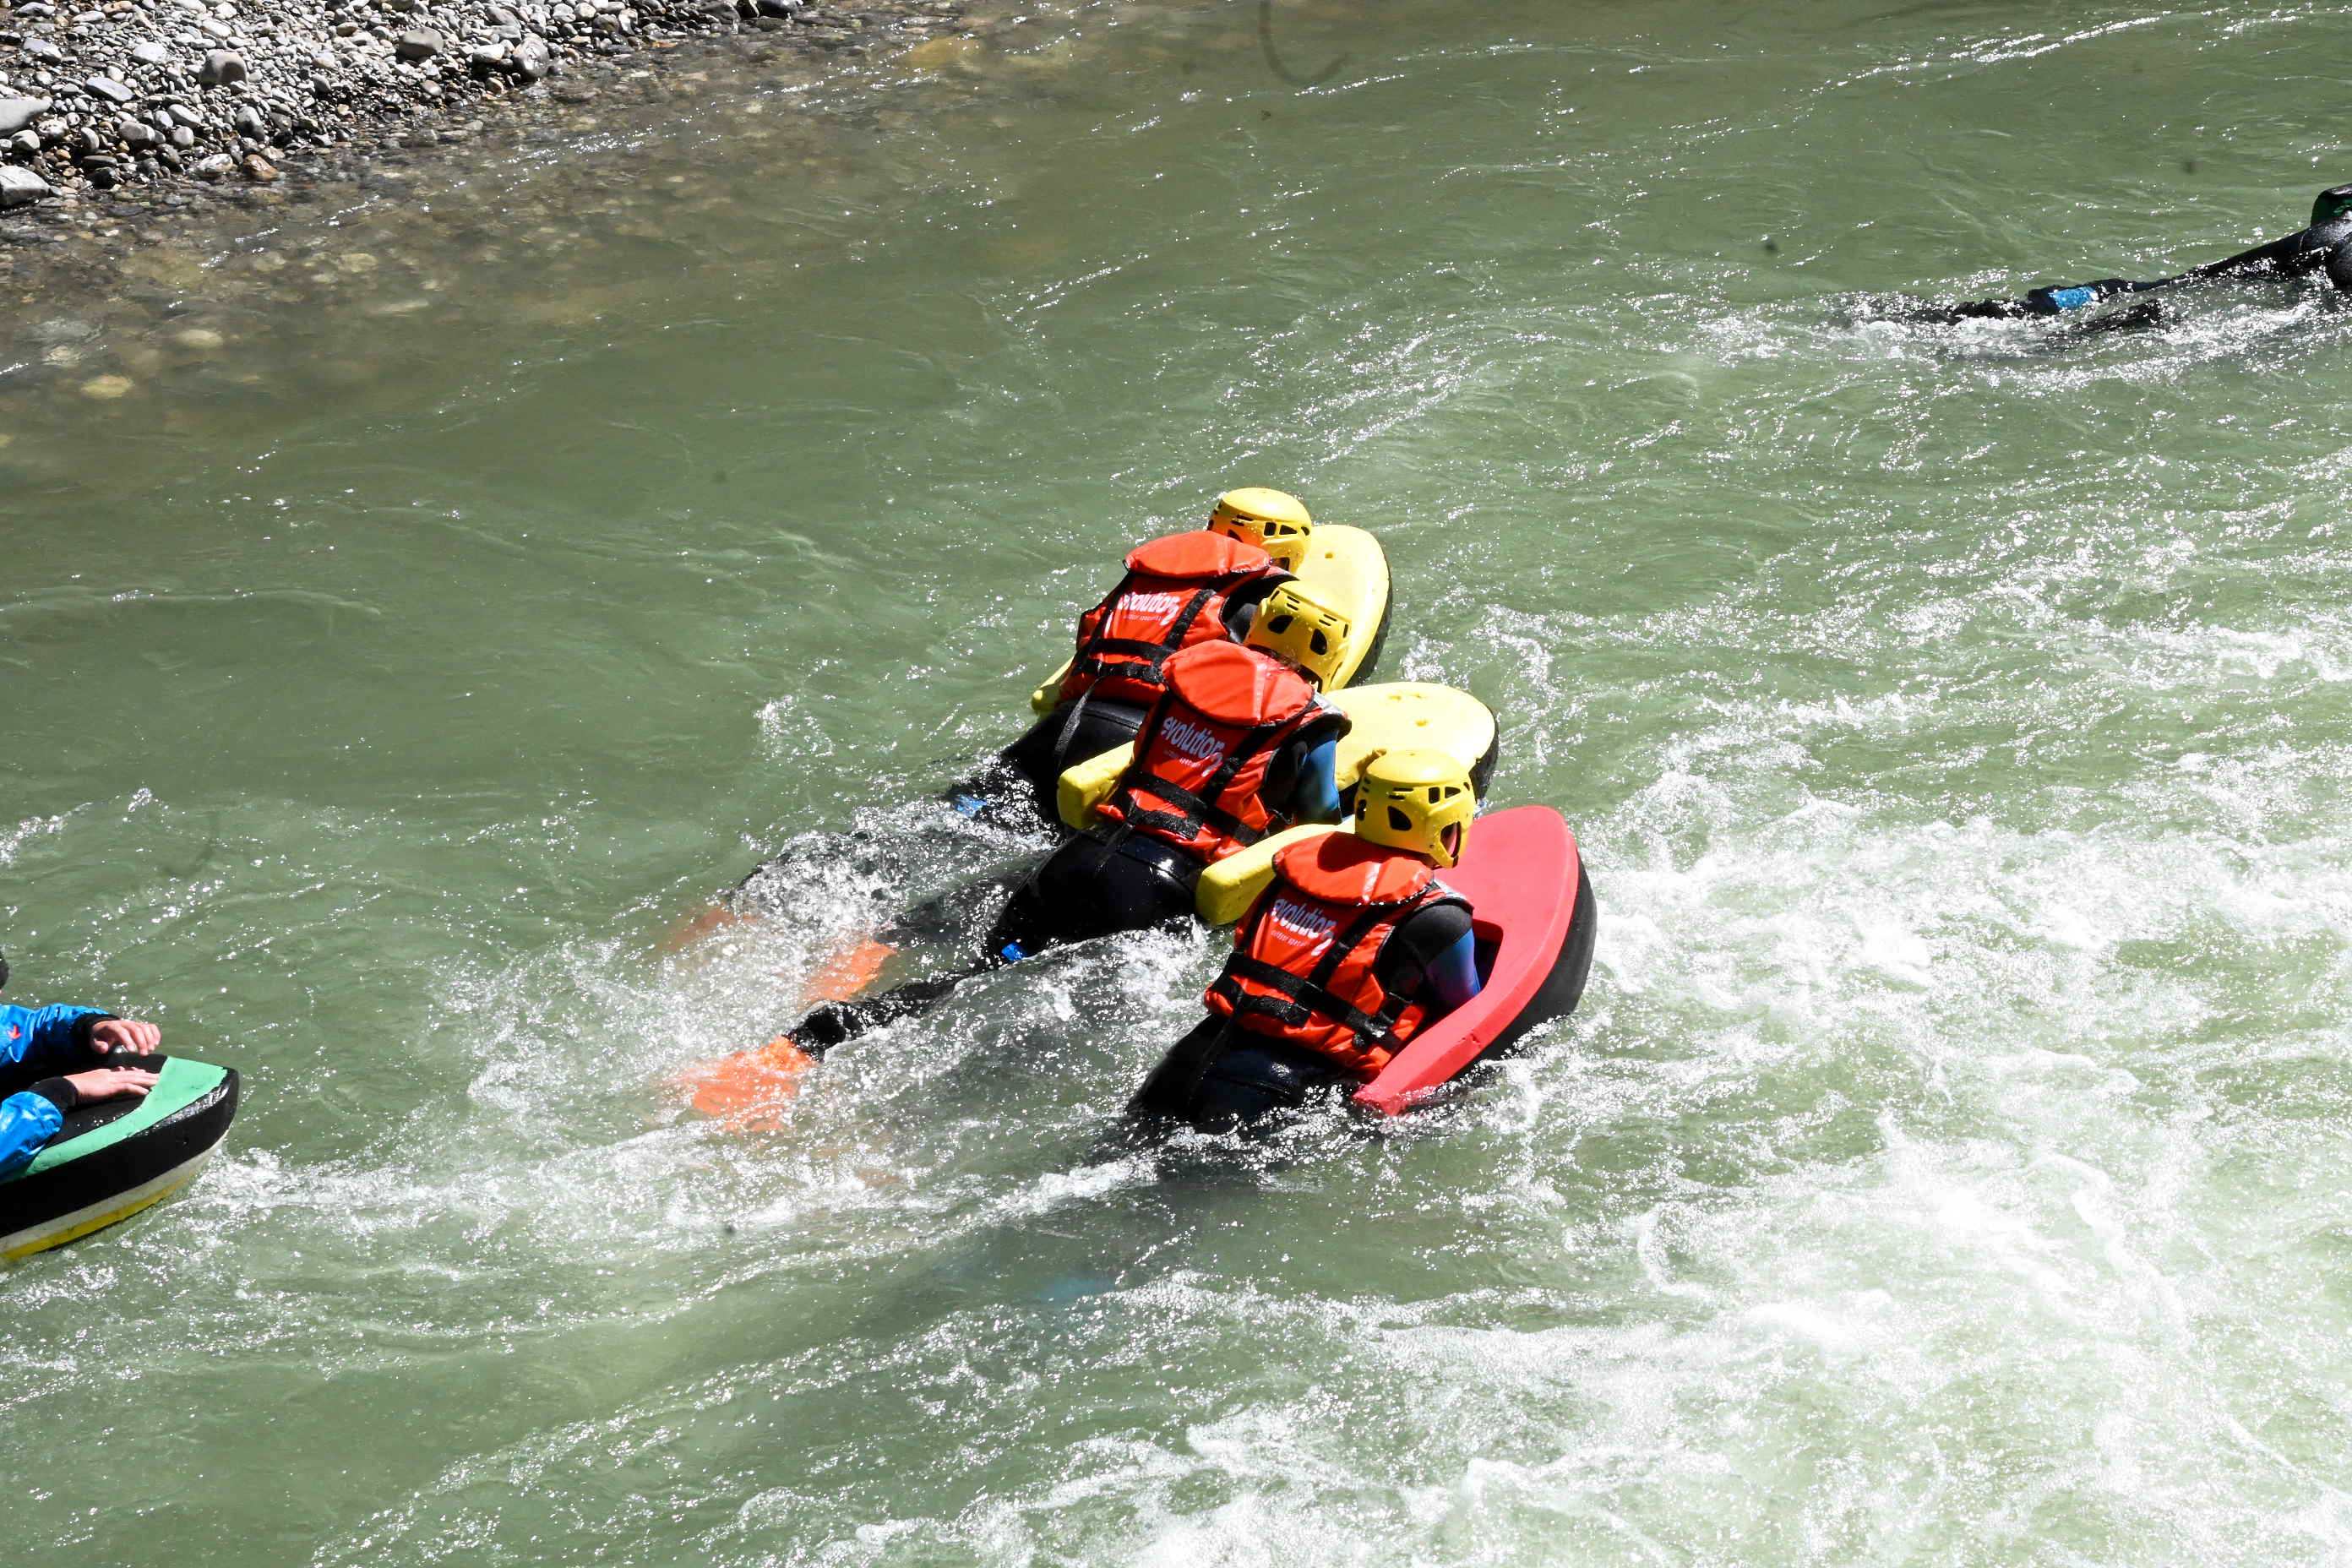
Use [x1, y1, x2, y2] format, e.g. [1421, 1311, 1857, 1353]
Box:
[8, 0, 2352, 1561]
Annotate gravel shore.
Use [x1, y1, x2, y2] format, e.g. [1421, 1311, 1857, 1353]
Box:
[0, 0, 968, 209]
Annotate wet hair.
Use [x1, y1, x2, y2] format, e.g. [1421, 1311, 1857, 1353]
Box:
[2312, 184, 2352, 228]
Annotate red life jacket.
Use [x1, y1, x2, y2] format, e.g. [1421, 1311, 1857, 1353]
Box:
[1205, 831, 1467, 1074]
[1095, 640, 1334, 861]
[1059, 531, 1290, 709]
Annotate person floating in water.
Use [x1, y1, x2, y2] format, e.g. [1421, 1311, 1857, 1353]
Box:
[0, 949, 166, 1179]
[768, 577, 1363, 1066]
[662, 487, 1322, 961]
[975, 487, 1316, 825]
[1129, 749, 1485, 1130]
[1920, 182, 2352, 326]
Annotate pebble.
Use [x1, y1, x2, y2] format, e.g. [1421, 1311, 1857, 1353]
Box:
[0, 95, 51, 135]
[23, 40, 67, 63]
[393, 27, 442, 59]
[79, 373, 134, 399]
[84, 74, 134, 103]
[129, 40, 173, 64]
[172, 325, 225, 351]
[198, 47, 247, 83]
[242, 151, 277, 179]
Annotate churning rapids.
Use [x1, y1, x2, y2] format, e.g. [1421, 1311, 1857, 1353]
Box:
[10, 1, 2352, 1563]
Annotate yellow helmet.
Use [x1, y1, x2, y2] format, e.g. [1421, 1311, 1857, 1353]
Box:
[1353, 749, 1476, 868]
[1208, 487, 1314, 570]
[1244, 577, 1352, 690]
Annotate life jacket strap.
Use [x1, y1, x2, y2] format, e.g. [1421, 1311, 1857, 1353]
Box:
[1113, 771, 1270, 847]
[1068, 585, 1219, 689]
[1210, 899, 1419, 1058]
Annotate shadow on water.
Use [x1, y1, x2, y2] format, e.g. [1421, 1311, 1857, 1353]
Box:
[1257, 0, 1347, 88]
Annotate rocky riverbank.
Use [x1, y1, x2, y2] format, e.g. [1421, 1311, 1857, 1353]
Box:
[0, 0, 968, 211]
[1, 0, 1137, 487]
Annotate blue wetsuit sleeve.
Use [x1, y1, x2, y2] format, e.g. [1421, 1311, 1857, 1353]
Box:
[1294, 735, 1342, 823]
[1424, 930, 1484, 1016]
[0, 1089, 67, 1179]
[0, 1004, 106, 1075]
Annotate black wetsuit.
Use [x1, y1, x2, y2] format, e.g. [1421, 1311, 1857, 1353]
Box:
[965, 580, 1288, 826]
[1127, 901, 1478, 1128]
[1941, 205, 2352, 323]
[792, 713, 1350, 1054]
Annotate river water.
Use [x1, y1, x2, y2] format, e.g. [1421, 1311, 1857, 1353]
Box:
[8, 0, 2352, 1561]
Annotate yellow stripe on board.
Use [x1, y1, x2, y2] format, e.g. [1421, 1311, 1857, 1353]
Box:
[0, 1157, 214, 1261]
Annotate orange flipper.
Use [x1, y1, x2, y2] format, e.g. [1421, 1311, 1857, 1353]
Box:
[660, 899, 751, 955]
[678, 1037, 819, 1124]
[802, 936, 896, 1005]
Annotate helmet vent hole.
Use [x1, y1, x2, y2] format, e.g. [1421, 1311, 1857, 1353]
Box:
[1309, 631, 1329, 654]
[1387, 807, 1412, 831]
[1266, 615, 1293, 634]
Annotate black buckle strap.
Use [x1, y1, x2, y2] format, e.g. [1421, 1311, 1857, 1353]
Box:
[1212, 896, 1422, 1052]
[1071, 585, 1218, 687]
[1118, 770, 1266, 847]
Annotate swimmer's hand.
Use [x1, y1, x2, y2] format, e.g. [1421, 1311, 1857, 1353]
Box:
[63, 1066, 159, 1104]
[89, 1017, 161, 1057]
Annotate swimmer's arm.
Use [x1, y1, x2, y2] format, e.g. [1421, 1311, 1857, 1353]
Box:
[0, 1004, 112, 1073]
[0, 1068, 158, 1179]
[1424, 930, 1484, 1015]
[0, 1087, 67, 1179]
[1293, 734, 1342, 823]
